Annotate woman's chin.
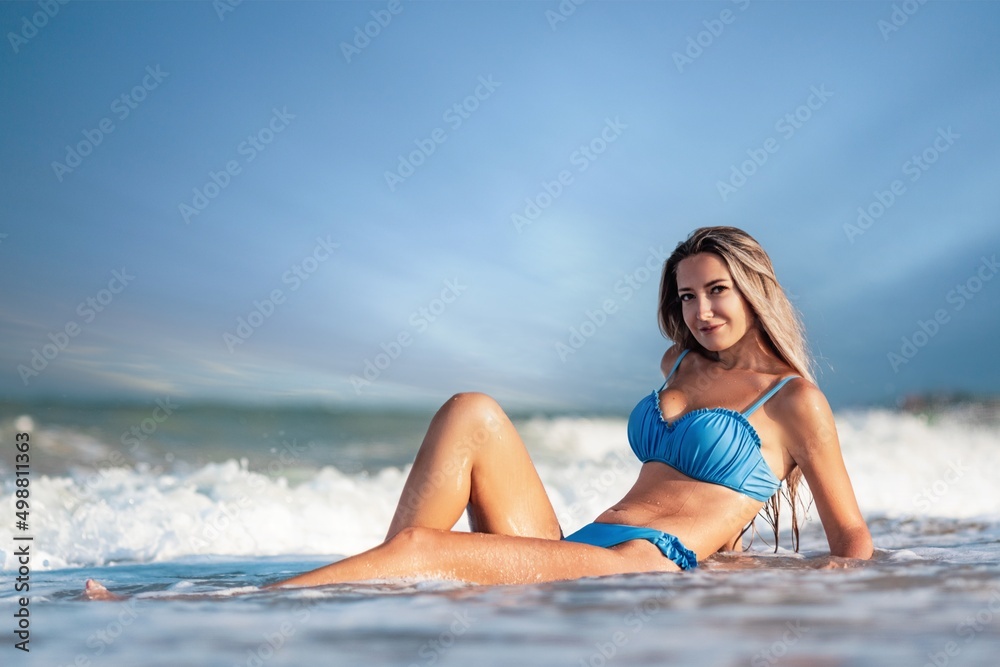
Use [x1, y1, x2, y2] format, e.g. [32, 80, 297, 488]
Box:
[695, 337, 729, 352]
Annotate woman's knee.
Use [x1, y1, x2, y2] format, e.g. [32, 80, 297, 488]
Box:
[387, 526, 438, 552]
[439, 392, 507, 436]
[444, 391, 500, 413]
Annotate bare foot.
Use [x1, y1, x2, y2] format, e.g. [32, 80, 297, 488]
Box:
[83, 579, 126, 601]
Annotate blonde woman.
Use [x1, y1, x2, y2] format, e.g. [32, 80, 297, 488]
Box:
[85, 226, 871, 598]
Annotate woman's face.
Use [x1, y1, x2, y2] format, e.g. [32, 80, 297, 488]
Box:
[675, 252, 755, 351]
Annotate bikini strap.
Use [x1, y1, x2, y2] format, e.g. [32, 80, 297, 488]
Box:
[659, 349, 690, 390]
[743, 375, 801, 417]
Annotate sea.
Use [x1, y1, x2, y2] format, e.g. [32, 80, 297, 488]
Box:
[2, 398, 999, 667]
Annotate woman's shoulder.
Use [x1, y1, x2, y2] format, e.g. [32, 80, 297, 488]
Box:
[658, 345, 688, 379]
[774, 375, 827, 409]
[767, 376, 836, 443]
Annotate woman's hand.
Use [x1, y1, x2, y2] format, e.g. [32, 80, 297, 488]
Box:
[809, 554, 869, 570]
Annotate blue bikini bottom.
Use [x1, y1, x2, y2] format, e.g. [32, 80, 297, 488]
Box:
[563, 522, 698, 570]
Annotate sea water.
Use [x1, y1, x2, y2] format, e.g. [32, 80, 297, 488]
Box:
[1, 400, 999, 667]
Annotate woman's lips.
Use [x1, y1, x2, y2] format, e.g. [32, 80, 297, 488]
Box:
[700, 323, 723, 334]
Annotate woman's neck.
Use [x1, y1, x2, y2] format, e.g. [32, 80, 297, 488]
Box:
[710, 326, 777, 373]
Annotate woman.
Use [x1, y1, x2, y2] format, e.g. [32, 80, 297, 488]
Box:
[86, 226, 871, 598]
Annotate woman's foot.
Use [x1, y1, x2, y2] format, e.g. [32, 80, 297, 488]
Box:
[83, 579, 126, 601]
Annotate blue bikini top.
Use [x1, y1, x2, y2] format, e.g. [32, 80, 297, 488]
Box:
[627, 349, 799, 502]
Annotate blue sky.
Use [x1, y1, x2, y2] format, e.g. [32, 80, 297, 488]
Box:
[2, 0, 998, 411]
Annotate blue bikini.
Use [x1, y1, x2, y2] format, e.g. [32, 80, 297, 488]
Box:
[563, 522, 700, 570]
[563, 350, 799, 570]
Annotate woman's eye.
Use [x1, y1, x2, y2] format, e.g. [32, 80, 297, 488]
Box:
[711, 285, 728, 294]
[679, 293, 692, 301]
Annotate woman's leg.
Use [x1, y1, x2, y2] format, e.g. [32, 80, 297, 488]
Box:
[265, 527, 676, 588]
[90, 393, 664, 596]
[266, 392, 595, 588]
[384, 392, 562, 541]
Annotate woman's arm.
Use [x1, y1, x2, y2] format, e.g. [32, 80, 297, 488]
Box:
[777, 382, 874, 559]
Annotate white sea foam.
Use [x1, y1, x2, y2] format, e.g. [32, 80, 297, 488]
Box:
[836, 408, 1000, 519]
[1, 408, 997, 571]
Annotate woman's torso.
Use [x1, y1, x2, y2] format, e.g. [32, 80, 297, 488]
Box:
[597, 348, 801, 560]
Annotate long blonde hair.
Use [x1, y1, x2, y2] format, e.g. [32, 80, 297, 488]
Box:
[657, 226, 814, 551]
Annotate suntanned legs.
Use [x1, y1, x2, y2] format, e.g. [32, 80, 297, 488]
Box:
[269, 392, 579, 588]
[265, 525, 675, 588]
[267, 393, 676, 587]
[84, 393, 676, 598]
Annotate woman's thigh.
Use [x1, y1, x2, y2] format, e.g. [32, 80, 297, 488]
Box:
[391, 392, 562, 540]
[461, 395, 562, 539]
